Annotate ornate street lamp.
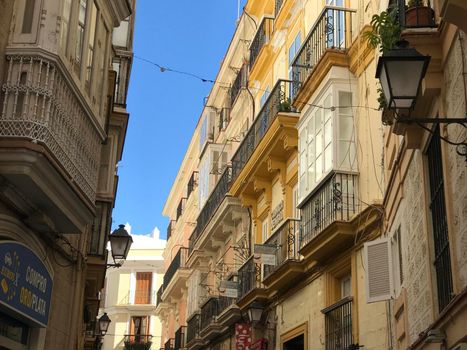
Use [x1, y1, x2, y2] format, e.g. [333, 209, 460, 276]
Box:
[98, 312, 111, 336]
[247, 302, 265, 324]
[108, 224, 133, 267]
[376, 40, 430, 110]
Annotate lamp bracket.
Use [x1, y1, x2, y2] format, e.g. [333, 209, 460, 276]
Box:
[395, 116, 467, 124]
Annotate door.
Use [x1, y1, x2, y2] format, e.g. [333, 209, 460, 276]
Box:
[135, 272, 152, 304]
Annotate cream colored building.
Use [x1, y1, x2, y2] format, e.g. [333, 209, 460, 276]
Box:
[0, 0, 134, 349]
[101, 227, 165, 350]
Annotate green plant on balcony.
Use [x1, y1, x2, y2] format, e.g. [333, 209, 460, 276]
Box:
[364, 6, 401, 54]
[407, 0, 425, 7]
[124, 341, 152, 350]
[279, 98, 292, 112]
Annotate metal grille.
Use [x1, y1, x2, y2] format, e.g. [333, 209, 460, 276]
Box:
[174, 326, 186, 350]
[156, 284, 164, 305]
[275, 0, 285, 16]
[187, 314, 200, 344]
[200, 297, 219, 330]
[238, 256, 262, 299]
[299, 172, 358, 250]
[426, 128, 453, 311]
[176, 198, 187, 221]
[218, 295, 236, 314]
[0, 54, 102, 202]
[322, 297, 353, 350]
[163, 248, 188, 287]
[263, 218, 300, 278]
[250, 17, 274, 70]
[187, 171, 198, 198]
[230, 65, 247, 107]
[167, 220, 175, 240]
[231, 80, 297, 182]
[291, 7, 356, 99]
[164, 338, 174, 350]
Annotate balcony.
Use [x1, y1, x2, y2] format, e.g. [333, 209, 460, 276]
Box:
[262, 219, 304, 291]
[275, 0, 285, 17]
[174, 326, 186, 350]
[231, 79, 298, 186]
[291, 7, 356, 109]
[113, 53, 132, 107]
[299, 172, 358, 261]
[237, 256, 267, 309]
[162, 248, 190, 302]
[123, 334, 153, 349]
[216, 295, 240, 327]
[187, 171, 198, 198]
[176, 198, 187, 221]
[123, 290, 156, 305]
[189, 167, 232, 256]
[0, 54, 101, 232]
[167, 220, 175, 241]
[249, 17, 274, 71]
[156, 284, 164, 306]
[230, 65, 248, 108]
[186, 314, 203, 349]
[200, 297, 222, 339]
[322, 297, 353, 350]
[164, 338, 174, 350]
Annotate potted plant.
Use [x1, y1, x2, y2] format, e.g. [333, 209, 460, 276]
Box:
[405, 0, 435, 27]
[279, 98, 292, 112]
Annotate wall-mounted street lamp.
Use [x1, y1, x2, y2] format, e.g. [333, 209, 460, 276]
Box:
[376, 40, 467, 159]
[107, 224, 133, 268]
[247, 301, 266, 324]
[98, 312, 111, 336]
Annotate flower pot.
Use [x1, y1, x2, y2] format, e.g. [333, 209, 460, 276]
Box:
[405, 6, 435, 27]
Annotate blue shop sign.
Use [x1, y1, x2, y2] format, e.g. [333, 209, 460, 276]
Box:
[0, 241, 53, 327]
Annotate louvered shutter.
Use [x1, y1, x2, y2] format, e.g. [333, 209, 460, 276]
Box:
[364, 238, 393, 303]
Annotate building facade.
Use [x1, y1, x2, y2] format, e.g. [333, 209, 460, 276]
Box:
[100, 228, 165, 350]
[158, 0, 467, 349]
[0, 0, 135, 349]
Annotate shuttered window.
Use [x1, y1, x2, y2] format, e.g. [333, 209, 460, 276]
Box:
[135, 272, 152, 304]
[364, 238, 393, 303]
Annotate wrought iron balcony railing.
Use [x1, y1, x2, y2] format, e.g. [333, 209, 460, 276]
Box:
[218, 295, 237, 315]
[123, 334, 153, 345]
[174, 326, 186, 350]
[87, 209, 107, 256]
[230, 65, 248, 107]
[187, 171, 198, 198]
[263, 218, 300, 279]
[190, 166, 232, 255]
[113, 53, 132, 106]
[231, 79, 297, 182]
[156, 284, 164, 305]
[163, 248, 189, 287]
[187, 314, 201, 344]
[250, 17, 274, 70]
[299, 172, 358, 250]
[322, 297, 353, 350]
[164, 338, 174, 350]
[0, 54, 101, 202]
[391, 0, 436, 28]
[238, 256, 262, 300]
[123, 290, 156, 305]
[291, 7, 356, 99]
[176, 198, 187, 221]
[167, 220, 175, 241]
[200, 297, 219, 330]
[275, 0, 285, 16]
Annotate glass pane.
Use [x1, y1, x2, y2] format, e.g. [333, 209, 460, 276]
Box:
[308, 164, 315, 187]
[339, 91, 352, 115]
[315, 109, 322, 131]
[324, 145, 333, 172]
[316, 130, 323, 155]
[307, 138, 314, 166]
[316, 155, 323, 180]
[324, 119, 332, 146]
[339, 115, 354, 141]
[307, 116, 314, 142]
[113, 19, 129, 47]
[300, 152, 306, 175]
[300, 128, 307, 150]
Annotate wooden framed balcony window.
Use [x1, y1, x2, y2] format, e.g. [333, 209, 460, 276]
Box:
[135, 272, 152, 304]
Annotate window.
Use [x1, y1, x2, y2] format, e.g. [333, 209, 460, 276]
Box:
[75, 0, 88, 69]
[260, 87, 270, 108]
[21, 0, 36, 34]
[113, 17, 130, 47]
[262, 218, 269, 242]
[198, 145, 227, 209]
[293, 184, 300, 219]
[391, 226, 404, 295]
[135, 272, 152, 304]
[426, 127, 453, 312]
[298, 85, 356, 202]
[85, 2, 98, 89]
[288, 33, 301, 99]
[60, 0, 72, 54]
[281, 323, 307, 350]
[130, 316, 149, 342]
[340, 276, 351, 298]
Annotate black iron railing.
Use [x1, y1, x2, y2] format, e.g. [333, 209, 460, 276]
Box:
[299, 172, 358, 250]
[190, 167, 232, 255]
[218, 295, 237, 315]
[200, 297, 219, 330]
[164, 338, 174, 350]
[123, 290, 156, 305]
[163, 248, 189, 287]
[176, 198, 187, 221]
[230, 65, 248, 107]
[426, 127, 453, 311]
[174, 326, 186, 350]
[393, 0, 436, 28]
[275, 0, 285, 16]
[187, 314, 200, 344]
[250, 17, 274, 70]
[187, 172, 198, 198]
[291, 6, 355, 98]
[238, 256, 262, 299]
[87, 213, 106, 256]
[263, 219, 300, 279]
[231, 79, 297, 182]
[156, 284, 164, 306]
[113, 54, 132, 106]
[123, 334, 153, 345]
[322, 297, 353, 350]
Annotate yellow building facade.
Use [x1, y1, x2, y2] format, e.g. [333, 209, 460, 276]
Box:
[158, 0, 467, 349]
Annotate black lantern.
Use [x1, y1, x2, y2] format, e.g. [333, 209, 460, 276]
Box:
[247, 301, 265, 324]
[109, 224, 133, 262]
[98, 312, 111, 336]
[376, 40, 430, 110]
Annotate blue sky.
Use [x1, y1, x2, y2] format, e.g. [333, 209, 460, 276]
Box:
[112, 1, 247, 236]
